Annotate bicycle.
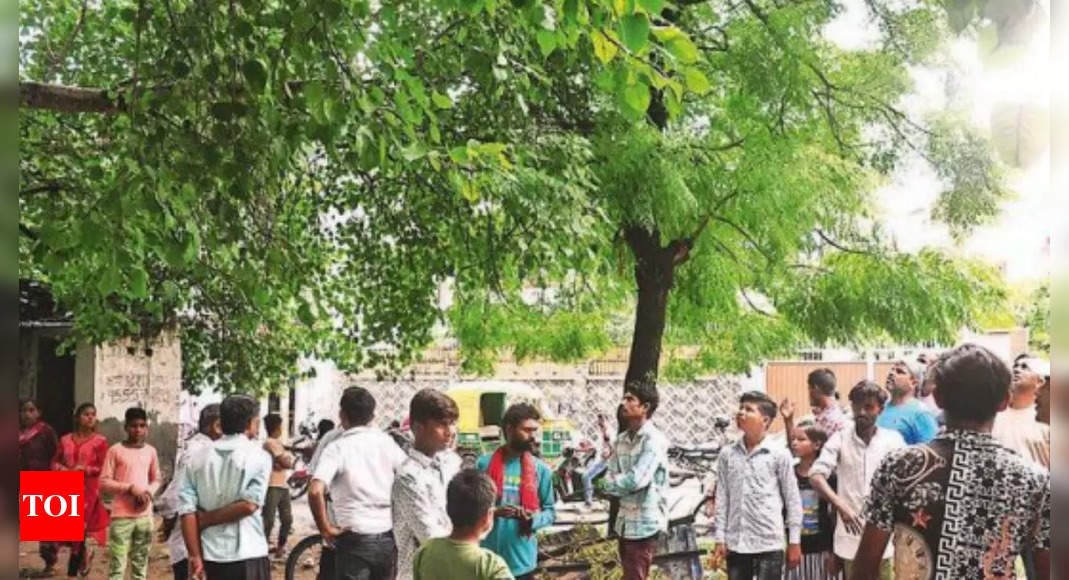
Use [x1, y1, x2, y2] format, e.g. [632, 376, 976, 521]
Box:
[284, 533, 328, 580]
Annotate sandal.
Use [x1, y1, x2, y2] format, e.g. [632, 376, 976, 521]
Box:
[20, 568, 55, 578]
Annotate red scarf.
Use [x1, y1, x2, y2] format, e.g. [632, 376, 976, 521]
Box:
[487, 446, 539, 512]
[18, 420, 47, 447]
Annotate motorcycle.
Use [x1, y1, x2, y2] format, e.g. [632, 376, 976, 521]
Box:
[285, 419, 320, 500]
[553, 439, 604, 504]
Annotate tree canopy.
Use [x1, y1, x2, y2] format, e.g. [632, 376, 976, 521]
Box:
[20, 0, 1012, 393]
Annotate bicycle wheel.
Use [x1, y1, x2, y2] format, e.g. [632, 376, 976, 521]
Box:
[285, 534, 325, 580]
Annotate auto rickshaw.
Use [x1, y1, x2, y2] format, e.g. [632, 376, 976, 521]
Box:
[443, 380, 580, 466]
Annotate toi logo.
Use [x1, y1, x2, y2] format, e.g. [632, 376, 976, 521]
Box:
[20, 471, 85, 541]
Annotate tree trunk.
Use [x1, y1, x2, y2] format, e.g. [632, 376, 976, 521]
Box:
[621, 76, 682, 394]
[623, 226, 679, 393]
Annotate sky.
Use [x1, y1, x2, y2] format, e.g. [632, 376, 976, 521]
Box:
[826, 0, 1051, 284]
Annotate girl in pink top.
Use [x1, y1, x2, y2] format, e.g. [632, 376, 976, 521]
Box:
[52, 403, 111, 576]
[100, 407, 161, 580]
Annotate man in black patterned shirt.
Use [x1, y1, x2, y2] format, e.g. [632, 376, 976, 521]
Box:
[851, 343, 1051, 580]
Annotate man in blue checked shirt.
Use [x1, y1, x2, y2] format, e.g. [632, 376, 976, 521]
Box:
[597, 383, 670, 580]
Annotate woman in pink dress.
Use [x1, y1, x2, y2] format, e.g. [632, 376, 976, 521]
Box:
[51, 403, 111, 577]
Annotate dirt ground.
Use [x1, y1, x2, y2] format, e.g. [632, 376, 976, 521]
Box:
[17, 495, 701, 579]
[18, 513, 319, 580]
[18, 535, 307, 579]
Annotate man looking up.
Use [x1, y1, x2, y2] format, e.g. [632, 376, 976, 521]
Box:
[852, 344, 1051, 580]
[780, 368, 847, 441]
[808, 381, 905, 578]
[993, 355, 1050, 468]
[877, 359, 938, 444]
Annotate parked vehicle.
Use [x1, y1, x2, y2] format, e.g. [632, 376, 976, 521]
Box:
[552, 439, 604, 503]
[285, 419, 321, 500]
[444, 381, 580, 466]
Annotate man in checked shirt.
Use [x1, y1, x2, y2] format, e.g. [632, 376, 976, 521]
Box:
[710, 391, 803, 580]
[597, 383, 670, 580]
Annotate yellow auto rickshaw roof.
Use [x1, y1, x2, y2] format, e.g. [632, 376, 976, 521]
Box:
[443, 381, 550, 432]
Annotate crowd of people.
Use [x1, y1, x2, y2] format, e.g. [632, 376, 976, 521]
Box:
[17, 342, 1053, 580]
[711, 345, 1052, 580]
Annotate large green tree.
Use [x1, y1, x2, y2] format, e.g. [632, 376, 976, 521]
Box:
[20, 0, 1007, 394]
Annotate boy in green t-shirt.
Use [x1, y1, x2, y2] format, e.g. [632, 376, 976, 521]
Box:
[413, 470, 513, 580]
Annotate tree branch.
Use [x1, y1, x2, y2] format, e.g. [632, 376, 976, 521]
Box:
[741, 0, 771, 25]
[706, 137, 746, 152]
[20, 183, 63, 197]
[45, 0, 89, 82]
[19, 79, 314, 114]
[20, 224, 39, 240]
[740, 288, 774, 316]
[712, 215, 775, 263]
[597, 30, 670, 81]
[18, 82, 172, 113]
[815, 229, 877, 255]
[787, 263, 831, 273]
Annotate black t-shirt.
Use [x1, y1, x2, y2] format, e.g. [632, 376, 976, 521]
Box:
[796, 469, 835, 554]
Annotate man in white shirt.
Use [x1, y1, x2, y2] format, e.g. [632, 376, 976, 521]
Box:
[994, 355, 1051, 580]
[158, 404, 221, 580]
[993, 355, 1050, 468]
[808, 380, 905, 579]
[310, 386, 407, 580]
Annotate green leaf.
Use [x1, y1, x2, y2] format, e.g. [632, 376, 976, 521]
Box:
[664, 89, 683, 118]
[297, 301, 315, 327]
[684, 68, 711, 94]
[97, 267, 121, 296]
[638, 0, 664, 13]
[665, 35, 699, 64]
[537, 29, 558, 57]
[622, 82, 651, 112]
[402, 142, 428, 161]
[594, 69, 617, 91]
[130, 268, 149, 299]
[431, 91, 453, 109]
[304, 81, 325, 109]
[477, 142, 507, 155]
[449, 146, 470, 164]
[592, 30, 619, 63]
[235, 19, 254, 38]
[456, 176, 480, 202]
[162, 280, 180, 302]
[620, 14, 650, 53]
[253, 286, 270, 308]
[242, 59, 268, 93]
[322, 97, 340, 124]
[182, 230, 200, 263]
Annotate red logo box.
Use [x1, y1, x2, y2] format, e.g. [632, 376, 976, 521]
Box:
[20, 471, 85, 541]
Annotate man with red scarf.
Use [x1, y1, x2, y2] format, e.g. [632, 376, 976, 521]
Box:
[476, 403, 556, 579]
